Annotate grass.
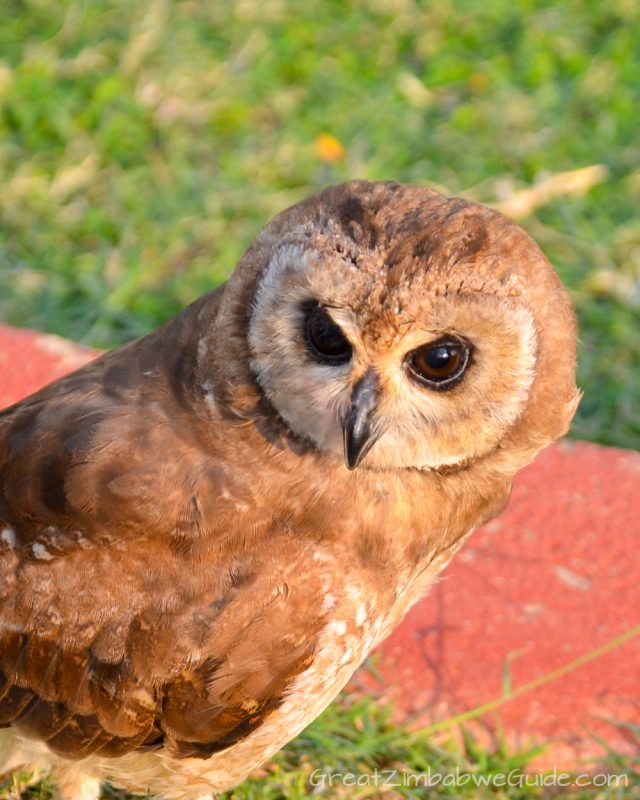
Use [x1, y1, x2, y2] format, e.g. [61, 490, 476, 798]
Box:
[0, 1, 639, 797]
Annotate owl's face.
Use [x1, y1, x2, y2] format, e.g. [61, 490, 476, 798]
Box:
[243, 182, 577, 472]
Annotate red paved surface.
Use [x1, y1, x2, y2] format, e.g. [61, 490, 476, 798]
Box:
[1, 323, 639, 771]
[0, 323, 100, 408]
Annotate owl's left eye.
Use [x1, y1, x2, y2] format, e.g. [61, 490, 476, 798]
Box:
[405, 336, 471, 390]
[303, 304, 352, 365]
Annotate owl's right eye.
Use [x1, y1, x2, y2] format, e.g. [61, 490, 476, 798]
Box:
[303, 304, 352, 365]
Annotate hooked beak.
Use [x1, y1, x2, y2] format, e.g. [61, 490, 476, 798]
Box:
[342, 370, 382, 470]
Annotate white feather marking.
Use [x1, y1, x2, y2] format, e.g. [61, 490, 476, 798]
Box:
[1, 527, 16, 547]
[197, 337, 208, 360]
[327, 619, 347, 636]
[31, 543, 55, 561]
[201, 380, 217, 410]
[322, 593, 336, 611]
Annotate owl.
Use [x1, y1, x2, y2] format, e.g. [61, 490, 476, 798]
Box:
[0, 181, 579, 799]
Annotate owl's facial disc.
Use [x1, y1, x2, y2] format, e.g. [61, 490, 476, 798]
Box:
[248, 243, 538, 472]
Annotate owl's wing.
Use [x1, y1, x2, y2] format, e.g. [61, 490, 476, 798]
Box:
[0, 289, 325, 760]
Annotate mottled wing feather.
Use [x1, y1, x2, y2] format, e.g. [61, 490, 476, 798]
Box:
[0, 288, 325, 760]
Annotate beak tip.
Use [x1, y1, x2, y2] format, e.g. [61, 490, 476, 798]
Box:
[342, 369, 381, 470]
[342, 430, 360, 470]
[342, 421, 376, 470]
[344, 453, 359, 471]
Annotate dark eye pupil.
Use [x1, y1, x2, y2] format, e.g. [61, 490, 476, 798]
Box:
[304, 306, 352, 365]
[406, 338, 470, 389]
[426, 346, 453, 369]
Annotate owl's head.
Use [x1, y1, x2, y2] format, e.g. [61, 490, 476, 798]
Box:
[218, 181, 579, 473]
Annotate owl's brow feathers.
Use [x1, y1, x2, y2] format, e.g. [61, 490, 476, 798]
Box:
[259, 186, 524, 310]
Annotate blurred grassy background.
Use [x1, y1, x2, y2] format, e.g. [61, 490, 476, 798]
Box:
[0, 0, 639, 449]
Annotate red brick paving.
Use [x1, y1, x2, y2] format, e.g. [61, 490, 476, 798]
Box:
[1, 323, 638, 770]
[0, 323, 100, 408]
